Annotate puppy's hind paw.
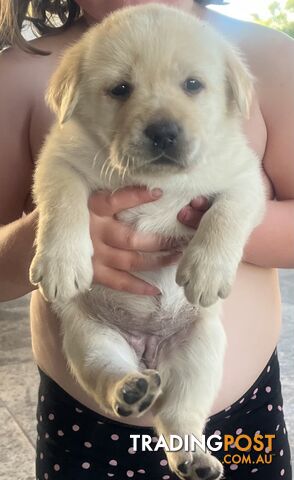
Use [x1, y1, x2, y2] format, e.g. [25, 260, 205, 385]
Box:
[171, 451, 223, 480]
[112, 370, 162, 418]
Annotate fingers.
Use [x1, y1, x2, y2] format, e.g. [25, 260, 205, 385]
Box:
[177, 196, 210, 228]
[96, 244, 182, 272]
[177, 206, 203, 228]
[97, 217, 173, 252]
[87, 186, 184, 296]
[190, 196, 210, 211]
[89, 186, 163, 216]
[92, 266, 161, 296]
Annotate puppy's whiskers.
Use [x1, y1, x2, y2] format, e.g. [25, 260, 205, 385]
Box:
[101, 155, 112, 180]
[100, 150, 135, 186]
[91, 144, 108, 169]
[122, 154, 131, 183]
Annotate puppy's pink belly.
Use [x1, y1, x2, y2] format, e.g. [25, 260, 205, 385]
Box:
[120, 323, 194, 370]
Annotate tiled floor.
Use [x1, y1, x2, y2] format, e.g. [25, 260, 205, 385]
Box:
[0, 271, 293, 480]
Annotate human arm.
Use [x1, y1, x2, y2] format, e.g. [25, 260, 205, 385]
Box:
[242, 29, 294, 268]
[0, 49, 38, 301]
[0, 213, 39, 301]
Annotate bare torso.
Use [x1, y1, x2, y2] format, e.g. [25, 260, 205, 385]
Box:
[24, 8, 281, 426]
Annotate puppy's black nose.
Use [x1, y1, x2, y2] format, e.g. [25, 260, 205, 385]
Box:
[144, 121, 180, 151]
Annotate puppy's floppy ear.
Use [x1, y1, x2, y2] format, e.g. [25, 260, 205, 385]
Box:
[225, 45, 254, 118]
[46, 42, 82, 124]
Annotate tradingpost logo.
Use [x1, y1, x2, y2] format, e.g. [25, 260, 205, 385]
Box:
[130, 433, 276, 466]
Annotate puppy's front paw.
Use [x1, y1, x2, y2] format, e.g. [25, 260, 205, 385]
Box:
[176, 244, 237, 307]
[30, 241, 93, 302]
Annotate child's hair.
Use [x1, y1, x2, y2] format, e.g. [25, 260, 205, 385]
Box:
[0, 0, 227, 54]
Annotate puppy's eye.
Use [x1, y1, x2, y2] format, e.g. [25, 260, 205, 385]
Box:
[183, 78, 204, 94]
[110, 83, 132, 99]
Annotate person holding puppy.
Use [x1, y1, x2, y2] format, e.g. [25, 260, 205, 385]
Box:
[0, 1, 293, 479]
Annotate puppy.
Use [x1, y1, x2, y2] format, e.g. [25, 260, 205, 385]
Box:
[30, 4, 266, 479]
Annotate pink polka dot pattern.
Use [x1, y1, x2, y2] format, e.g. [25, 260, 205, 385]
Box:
[267, 365, 271, 373]
[35, 350, 292, 480]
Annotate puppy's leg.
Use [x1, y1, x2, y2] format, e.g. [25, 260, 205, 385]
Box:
[30, 159, 93, 302]
[176, 171, 265, 307]
[61, 306, 162, 418]
[153, 305, 225, 480]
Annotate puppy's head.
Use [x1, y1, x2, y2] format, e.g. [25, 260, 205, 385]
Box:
[47, 4, 253, 180]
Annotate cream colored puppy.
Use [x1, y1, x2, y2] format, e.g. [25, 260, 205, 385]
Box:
[30, 4, 265, 479]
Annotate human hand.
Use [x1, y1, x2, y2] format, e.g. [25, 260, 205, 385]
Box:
[88, 187, 181, 295]
[177, 196, 210, 229]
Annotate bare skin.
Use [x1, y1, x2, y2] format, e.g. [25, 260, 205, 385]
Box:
[0, 1, 294, 427]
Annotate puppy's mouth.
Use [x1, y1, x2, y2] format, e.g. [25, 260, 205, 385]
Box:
[151, 153, 181, 166]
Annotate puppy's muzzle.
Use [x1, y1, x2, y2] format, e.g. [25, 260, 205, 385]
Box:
[144, 120, 182, 164]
